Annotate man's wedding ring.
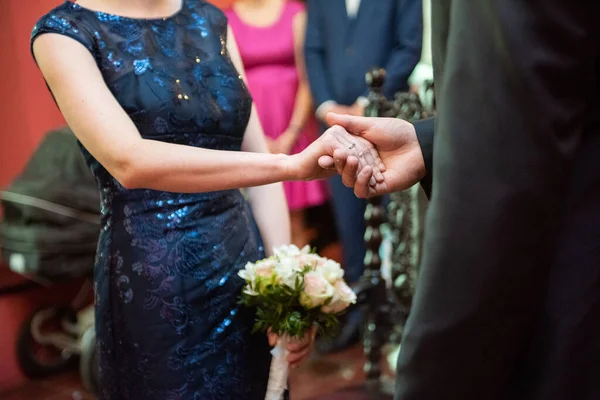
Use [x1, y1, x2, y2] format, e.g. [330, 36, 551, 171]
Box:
[349, 142, 356, 150]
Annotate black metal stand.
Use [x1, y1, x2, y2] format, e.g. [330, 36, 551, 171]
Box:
[349, 68, 434, 399]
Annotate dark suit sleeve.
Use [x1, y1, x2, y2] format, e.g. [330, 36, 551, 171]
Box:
[304, 1, 335, 107]
[395, 1, 599, 399]
[413, 117, 434, 198]
[380, 0, 423, 98]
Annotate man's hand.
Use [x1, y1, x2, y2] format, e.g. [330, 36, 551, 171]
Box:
[318, 113, 426, 198]
[287, 124, 384, 183]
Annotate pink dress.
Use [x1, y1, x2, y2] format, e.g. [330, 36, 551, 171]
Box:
[226, 1, 328, 211]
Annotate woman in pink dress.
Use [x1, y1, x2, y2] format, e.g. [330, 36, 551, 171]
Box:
[226, 0, 328, 247]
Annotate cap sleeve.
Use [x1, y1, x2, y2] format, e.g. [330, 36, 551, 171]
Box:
[197, 0, 229, 35]
[31, 10, 95, 59]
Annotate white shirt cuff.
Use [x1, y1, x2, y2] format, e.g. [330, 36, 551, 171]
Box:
[408, 63, 434, 87]
[356, 96, 370, 108]
[316, 100, 338, 120]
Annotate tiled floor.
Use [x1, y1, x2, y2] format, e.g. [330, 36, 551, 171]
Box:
[1, 345, 395, 400]
[1, 214, 395, 400]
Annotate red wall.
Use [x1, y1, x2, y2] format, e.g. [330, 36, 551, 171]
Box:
[0, 0, 66, 190]
[0, 0, 233, 392]
[0, 0, 234, 190]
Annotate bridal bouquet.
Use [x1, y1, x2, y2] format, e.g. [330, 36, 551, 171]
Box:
[239, 245, 357, 400]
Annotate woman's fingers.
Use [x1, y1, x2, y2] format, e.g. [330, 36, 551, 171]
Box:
[341, 156, 359, 188]
[286, 329, 314, 352]
[333, 148, 348, 175]
[286, 327, 317, 367]
[288, 346, 312, 368]
[353, 167, 387, 198]
[353, 166, 374, 198]
[318, 155, 335, 170]
[325, 127, 382, 184]
[371, 145, 386, 173]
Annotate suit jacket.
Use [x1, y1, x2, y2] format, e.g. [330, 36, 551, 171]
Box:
[304, 0, 422, 106]
[414, 117, 434, 197]
[396, 1, 600, 400]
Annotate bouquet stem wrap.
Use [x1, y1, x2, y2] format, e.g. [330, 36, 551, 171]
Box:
[265, 336, 290, 400]
[238, 245, 357, 400]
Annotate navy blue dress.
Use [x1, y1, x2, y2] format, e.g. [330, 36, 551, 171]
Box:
[31, 1, 274, 399]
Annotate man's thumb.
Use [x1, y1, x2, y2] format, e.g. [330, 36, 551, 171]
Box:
[325, 112, 368, 136]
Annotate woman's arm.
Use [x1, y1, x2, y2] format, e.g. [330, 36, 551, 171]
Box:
[32, 34, 369, 193]
[226, 25, 291, 254]
[274, 10, 313, 154]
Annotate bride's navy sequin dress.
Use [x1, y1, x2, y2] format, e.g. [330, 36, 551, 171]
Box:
[31, 1, 273, 398]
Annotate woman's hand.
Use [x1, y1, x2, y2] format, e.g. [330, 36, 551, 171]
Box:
[268, 326, 317, 369]
[274, 129, 299, 155]
[286, 125, 385, 183]
[318, 113, 426, 198]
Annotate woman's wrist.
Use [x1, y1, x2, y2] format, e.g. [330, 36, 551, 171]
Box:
[281, 153, 303, 181]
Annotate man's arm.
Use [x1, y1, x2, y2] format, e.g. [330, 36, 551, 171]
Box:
[381, 0, 423, 98]
[304, 1, 336, 113]
[396, 1, 599, 399]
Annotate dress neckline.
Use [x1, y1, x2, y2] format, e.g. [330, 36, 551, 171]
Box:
[69, 0, 186, 22]
[230, 1, 288, 30]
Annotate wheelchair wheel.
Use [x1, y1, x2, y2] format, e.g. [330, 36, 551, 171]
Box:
[80, 326, 99, 395]
[16, 307, 78, 379]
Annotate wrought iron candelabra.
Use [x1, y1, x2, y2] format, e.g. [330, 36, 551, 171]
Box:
[353, 68, 434, 399]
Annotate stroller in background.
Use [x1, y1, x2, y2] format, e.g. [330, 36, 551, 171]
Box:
[0, 127, 100, 394]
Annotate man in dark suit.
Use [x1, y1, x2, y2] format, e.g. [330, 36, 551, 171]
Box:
[320, 0, 600, 398]
[304, 0, 422, 352]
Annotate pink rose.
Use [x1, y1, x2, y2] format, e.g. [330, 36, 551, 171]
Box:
[300, 272, 335, 308]
[254, 260, 276, 278]
[322, 280, 357, 314]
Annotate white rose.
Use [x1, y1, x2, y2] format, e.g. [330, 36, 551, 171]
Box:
[322, 280, 357, 314]
[316, 259, 345, 283]
[273, 245, 302, 259]
[274, 258, 300, 288]
[238, 262, 257, 282]
[300, 272, 335, 308]
[243, 285, 259, 296]
[238, 263, 260, 296]
[278, 256, 302, 272]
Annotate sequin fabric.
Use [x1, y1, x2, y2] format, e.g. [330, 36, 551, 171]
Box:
[31, 1, 273, 399]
